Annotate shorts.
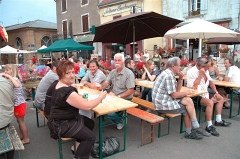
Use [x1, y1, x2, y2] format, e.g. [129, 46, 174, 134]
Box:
[14, 103, 26, 118]
[192, 96, 203, 106]
[156, 98, 187, 116]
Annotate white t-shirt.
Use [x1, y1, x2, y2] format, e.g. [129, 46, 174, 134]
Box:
[143, 53, 149, 61]
[226, 65, 240, 85]
[187, 66, 212, 98]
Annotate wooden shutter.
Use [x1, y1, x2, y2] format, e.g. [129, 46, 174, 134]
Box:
[82, 15, 89, 32]
[62, 0, 66, 12]
[62, 21, 67, 39]
[82, 0, 88, 5]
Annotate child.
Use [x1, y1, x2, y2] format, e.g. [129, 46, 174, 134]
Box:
[4, 64, 30, 144]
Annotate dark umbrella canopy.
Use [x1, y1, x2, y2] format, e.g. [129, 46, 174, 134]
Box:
[93, 11, 182, 44]
[206, 30, 240, 45]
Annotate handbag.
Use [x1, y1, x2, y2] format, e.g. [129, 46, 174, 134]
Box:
[91, 136, 120, 158]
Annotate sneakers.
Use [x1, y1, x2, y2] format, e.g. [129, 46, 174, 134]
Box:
[116, 123, 123, 130]
[215, 120, 231, 127]
[205, 125, 219, 137]
[194, 127, 211, 137]
[184, 129, 203, 140]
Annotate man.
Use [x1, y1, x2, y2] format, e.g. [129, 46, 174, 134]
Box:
[152, 57, 208, 140]
[34, 60, 59, 111]
[223, 58, 240, 85]
[101, 53, 135, 130]
[81, 60, 106, 89]
[187, 57, 231, 137]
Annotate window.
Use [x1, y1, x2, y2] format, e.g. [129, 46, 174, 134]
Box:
[41, 36, 52, 47]
[182, 0, 207, 17]
[62, 0, 67, 12]
[82, 14, 89, 32]
[62, 20, 68, 39]
[81, 0, 88, 6]
[16, 37, 22, 49]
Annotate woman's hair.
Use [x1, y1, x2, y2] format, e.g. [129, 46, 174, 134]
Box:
[125, 58, 132, 67]
[83, 59, 88, 64]
[145, 59, 154, 73]
[208, 56, 214, 66]
[56, 60, 74, 80]
[5, 64, 18, 77]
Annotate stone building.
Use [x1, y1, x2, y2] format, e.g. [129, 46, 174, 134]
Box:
[0, 20, 57, 64]
[55, 0, 101, 59]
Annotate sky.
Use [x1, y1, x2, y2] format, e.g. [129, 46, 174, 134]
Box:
[0, 0, 56, 27]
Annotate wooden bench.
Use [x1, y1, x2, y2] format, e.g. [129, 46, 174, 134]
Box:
[131, 97, 184, 137]
[127, 107, 164, 146]
[36, 108, 76, 159]
[0, 124, 24, 159]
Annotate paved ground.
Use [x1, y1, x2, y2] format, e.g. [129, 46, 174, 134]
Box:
[1, 97, 240, 159]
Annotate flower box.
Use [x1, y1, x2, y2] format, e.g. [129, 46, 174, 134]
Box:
[23, 79, 40, 88]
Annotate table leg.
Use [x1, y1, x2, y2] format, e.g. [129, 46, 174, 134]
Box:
[229, 89, 233, 118]
[99, 115, 103, 159]
[123, 110, 126, 151]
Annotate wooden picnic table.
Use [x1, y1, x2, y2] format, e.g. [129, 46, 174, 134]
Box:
[76, 85, 137, 159]
[135, 79, 207, 97]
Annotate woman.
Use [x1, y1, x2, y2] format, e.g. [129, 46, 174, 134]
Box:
[141, 59, 158, 102]
[47, 60, 107, 159]
[208, 57, 220, 79]
[134, 50, 141, 62]
[151, 50, 161, 70]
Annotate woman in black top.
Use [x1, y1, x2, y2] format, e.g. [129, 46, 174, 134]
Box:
[47, 60, 107, 159]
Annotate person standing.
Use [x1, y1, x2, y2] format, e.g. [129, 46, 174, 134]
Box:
[4, 64, 30, 144]
[143, 49, 150, 62]
[68, 54, 74, 62]
[151, 50, 161, 70]
[152, 57, 208, 139]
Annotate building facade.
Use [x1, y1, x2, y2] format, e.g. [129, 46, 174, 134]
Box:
[98, 0, 163, 61]
[0, 20, 57, 64]
[55, 0, 101, 59]
[162, 0, 240, 61]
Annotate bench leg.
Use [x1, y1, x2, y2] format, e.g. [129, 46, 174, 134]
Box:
[141, 120, 155, 146]
[180, 114, 185, 133]
[58, 139, 63, 159]
[157, 116, 170, 138]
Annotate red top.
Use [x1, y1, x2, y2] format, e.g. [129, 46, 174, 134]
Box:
[32, 57, 36, 64]
[74, 63, 80, 74]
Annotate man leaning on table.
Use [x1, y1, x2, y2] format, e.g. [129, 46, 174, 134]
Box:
[187, 57, 231, 137]
[152, 57, 208, 140]
[223, 58, 240, 87]
[100, 53, 135, 130]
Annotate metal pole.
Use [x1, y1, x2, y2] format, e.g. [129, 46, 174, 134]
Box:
[198, 39, 202, 57]
[133, 23, 135, 58]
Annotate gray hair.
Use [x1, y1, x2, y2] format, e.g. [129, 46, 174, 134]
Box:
[225, 58, 235, 66]
[196, 57, 208, 66]
[114, 53, 125, 61]
[167, 57, 180, 68]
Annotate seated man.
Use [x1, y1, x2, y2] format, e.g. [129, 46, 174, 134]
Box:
[223, 58, 240, 87]
[101, 53, 135, 130]
[152, 57, 208, 140]
[187, 57, 231, 137]
[81, 60, 106, 89]
[34, 60, 59, 111]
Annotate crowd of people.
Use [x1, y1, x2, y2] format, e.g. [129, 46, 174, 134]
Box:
[1, 50, 239, 159]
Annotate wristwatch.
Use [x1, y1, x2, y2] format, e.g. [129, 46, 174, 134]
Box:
[118, 95, 121, 98]
[214, 91, 219, 94]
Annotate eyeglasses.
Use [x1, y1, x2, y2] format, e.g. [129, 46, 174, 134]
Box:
[203, 60, 209, 65]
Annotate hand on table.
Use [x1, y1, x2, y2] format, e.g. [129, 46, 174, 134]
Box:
[109, 92, 116, 96]
[99, 90, 107, 100]
[186, 89, 195, 95]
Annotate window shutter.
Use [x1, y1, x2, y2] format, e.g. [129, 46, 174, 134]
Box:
[62, 0, 66, 12]
[63, 21, 67, 39]
[200, 0, 208, 14]
[182, 0, 188, 17]
[82, 15, 89, 32]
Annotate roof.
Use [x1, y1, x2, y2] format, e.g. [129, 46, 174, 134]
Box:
[6, 20, 57, 31]
[98, 0, 127, 7]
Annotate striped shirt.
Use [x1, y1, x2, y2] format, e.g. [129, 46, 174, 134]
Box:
[152, 69, 181, 110]
[14, 78, 26, 106]
[187, 66, 212, 99]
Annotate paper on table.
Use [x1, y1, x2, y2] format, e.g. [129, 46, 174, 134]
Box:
[88, 94, 115, 102]
[138, 81, 154, 85]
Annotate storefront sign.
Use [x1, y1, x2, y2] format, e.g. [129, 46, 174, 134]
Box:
[75, 34, 94, 42]
[102, 1, 137, 17]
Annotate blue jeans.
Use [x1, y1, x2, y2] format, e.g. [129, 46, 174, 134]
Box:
[142, 88, 152, 102]
[107, 111, 123, 124]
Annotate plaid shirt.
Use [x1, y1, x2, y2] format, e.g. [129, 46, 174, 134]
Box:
[152, 69, 181, 110]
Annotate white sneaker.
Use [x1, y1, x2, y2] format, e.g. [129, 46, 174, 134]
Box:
[117, 123, 123, 130]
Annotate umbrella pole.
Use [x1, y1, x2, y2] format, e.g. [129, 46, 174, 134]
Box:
[232, 44, 235, 60]
[198, 38, 202, 57]
[133, 24, 135, 59]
